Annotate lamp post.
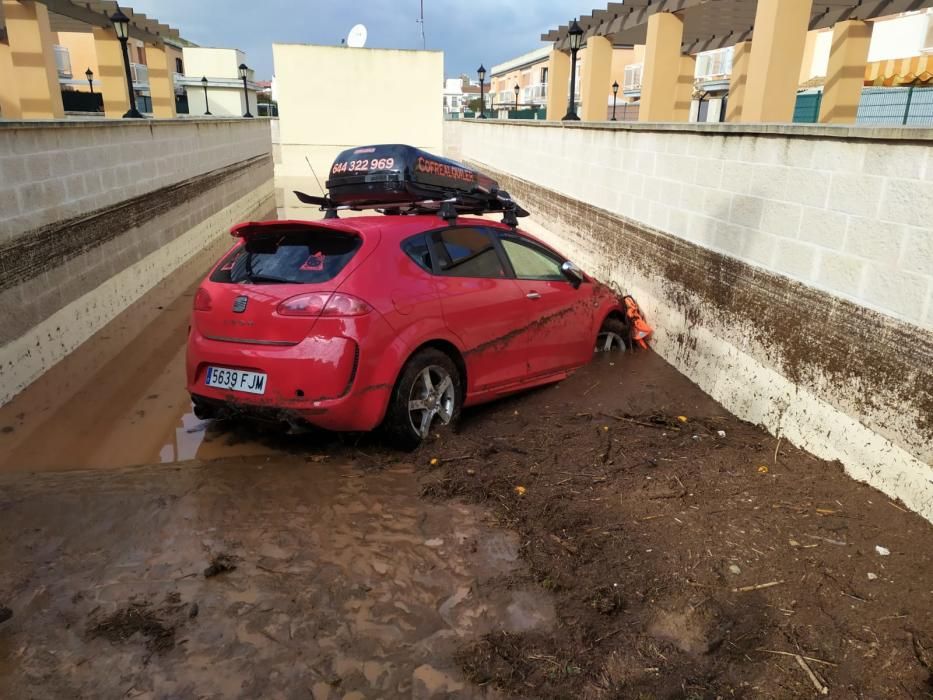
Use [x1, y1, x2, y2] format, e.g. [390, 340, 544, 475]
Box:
[85, 67, 99, 111]
[477, 64, 486, 118]
[611, 80, 619, 121]
[110, 9, 143, 118]
[201, 76, 212, 115]
[562, 18, 584, 121]
[238, 63, 253, 118]
[514, 84, 520, 111]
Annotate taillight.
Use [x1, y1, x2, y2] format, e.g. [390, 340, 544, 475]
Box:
[193, 287, 212, 311]
[277, 292, 372, 317]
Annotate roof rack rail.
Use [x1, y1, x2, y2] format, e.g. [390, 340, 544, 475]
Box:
[293, 144, 529, 226]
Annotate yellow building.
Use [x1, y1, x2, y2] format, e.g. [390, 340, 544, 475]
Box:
[0, 0, 185, 119]
[540, 1, 933, 124]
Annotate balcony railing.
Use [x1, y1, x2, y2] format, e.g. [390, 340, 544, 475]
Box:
[523, 83, 547, 103]
[54, 45, 72, 79]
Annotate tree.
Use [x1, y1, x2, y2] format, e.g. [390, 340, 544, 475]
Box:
[467, 97, 484, 113]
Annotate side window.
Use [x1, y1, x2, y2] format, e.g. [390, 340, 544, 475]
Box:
[401, 234, 432, 272]
[500, 236, 565, 281]
[431, 227, 506, 279]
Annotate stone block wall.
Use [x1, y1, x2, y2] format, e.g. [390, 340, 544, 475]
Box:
[445, 119, 933, 520]
[0, 118, 275, 405]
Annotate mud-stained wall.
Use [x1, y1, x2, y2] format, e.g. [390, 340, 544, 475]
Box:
[445, 120, 933, 521]
[0, 119, 274, 405]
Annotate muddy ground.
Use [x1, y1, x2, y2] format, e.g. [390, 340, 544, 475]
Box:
[1, 267, 932, 698]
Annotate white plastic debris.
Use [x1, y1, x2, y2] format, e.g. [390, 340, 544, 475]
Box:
[867, 573, 878, 580]
[424, 538, 444, 547]
[875, 545, 890, 556]
[716, 430, 726, 437]
[728, 564, 742, 575]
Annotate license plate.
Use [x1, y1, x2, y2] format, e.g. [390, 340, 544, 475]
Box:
[204, 366, 267, 395]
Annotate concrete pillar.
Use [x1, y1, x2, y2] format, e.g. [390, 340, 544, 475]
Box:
[145, 43, 176, 118]
[545, 49, 570, 121]
[725, 40, 751, 122]
[741, 0, 812, 122]
[819, 20, 872, 124]
[92, 26, 129, 118]
[580, 35, 612, 121]
[639, 12, 691, 121]
[3, 0, 63, 118]
[0, 34, 22, 118]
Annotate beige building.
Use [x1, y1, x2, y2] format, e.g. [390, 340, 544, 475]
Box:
[179, 47, 259, 118]
[0, 0, 187, 119]
[489, 44, 642, 119]
[541, 0, 933, 124]
[272, 44, 443, 217]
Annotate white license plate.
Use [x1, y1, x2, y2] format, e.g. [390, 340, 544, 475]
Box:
[204, 366, 267, 395]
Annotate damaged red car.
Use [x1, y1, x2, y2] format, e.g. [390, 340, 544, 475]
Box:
[186, 145, 630, 447]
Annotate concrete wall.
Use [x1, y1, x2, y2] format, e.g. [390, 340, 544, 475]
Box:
[0, 118, 275, 405]
[272, 44, 443, 218]
[445, 119, 933, 520]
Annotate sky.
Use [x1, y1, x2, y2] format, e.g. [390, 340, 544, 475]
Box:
[128, 0, 599, 80]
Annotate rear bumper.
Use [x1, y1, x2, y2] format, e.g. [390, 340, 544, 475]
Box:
[185, 321, 395, 431]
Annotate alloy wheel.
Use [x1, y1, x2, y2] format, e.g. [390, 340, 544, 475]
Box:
[407, 365, 456, 439]
[595, 331, 627, 352]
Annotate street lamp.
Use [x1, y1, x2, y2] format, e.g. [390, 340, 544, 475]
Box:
[84, 67, 99, 111]
[238, 63, 253, 118]
[110, 9, 143, 118]
[514, 84, 520, 111]
[201, 76, 212, 115]
[477, 64, 486, 119]
[562, 18, 584, 121]
[611, 80, 619, 121]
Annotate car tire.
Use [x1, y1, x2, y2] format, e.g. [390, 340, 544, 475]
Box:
[595, 317, 631, 353]
[383, 348, 462, 450]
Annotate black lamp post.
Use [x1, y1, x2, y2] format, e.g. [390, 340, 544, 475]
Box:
[514, 84, 520, 111]
[611, 80, 619, 121]
[110, 9, 143, 118]
[84, 67, 98, 111]
[562, 18, 584, 121]
[477, 64, 486, 118]
[238, 63, 253, 118]
[201, 76, 212, 115]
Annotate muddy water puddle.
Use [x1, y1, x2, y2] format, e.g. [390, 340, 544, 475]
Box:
[0, 457, 553, 698]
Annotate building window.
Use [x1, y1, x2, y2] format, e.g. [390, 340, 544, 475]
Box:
[541, 66, 548, 84]
[175, 57, 183, 73]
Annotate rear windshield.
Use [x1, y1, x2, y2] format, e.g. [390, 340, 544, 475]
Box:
[210, 229, 361, 284]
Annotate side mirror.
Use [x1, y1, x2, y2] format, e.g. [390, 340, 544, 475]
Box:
[561, 260, 584, 289]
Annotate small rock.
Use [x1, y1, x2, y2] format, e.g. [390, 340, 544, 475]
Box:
[372, 560, 389, 575]
[789, 539, 800, 547]
[728, 564, 741, 575]
[867, 573, 878, 581]
[188, 602, 199, 618]
[0, 606, 12, 623]
[716, 430, 726, 438]
[466, 469, 476, 475]
[875, 545, 890, 556]
[424, 538, 444, 547]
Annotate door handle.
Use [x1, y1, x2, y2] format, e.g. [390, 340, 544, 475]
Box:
[526, 291, 541, 300]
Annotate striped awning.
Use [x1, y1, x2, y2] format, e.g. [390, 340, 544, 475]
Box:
[865, 55, 933, 87]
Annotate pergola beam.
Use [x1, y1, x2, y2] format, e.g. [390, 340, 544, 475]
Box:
[43, 0, 180, 43]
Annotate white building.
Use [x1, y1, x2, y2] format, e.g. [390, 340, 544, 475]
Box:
[179, 47, 259, 117]
[443, 78, 463, 117]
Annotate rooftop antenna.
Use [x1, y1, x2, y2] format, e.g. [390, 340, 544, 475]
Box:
[346, 24, 368, 48]
[416, 0, 425, 49]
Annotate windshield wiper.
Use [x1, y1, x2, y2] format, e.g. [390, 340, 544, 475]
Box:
[243, 273, 294, 284]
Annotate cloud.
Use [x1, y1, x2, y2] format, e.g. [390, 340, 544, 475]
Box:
[127, 0, 596, 79]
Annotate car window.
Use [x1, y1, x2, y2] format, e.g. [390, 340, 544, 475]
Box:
[401, 234, 432, 272]
[500, 236, 565, 281]
[431, 227, 506, 279]
[210, 229, 361, 284]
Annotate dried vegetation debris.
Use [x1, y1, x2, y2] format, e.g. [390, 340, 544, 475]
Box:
[418, 352, 933, 699]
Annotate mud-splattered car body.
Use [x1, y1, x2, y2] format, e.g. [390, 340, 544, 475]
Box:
[186, 215, 625, 437]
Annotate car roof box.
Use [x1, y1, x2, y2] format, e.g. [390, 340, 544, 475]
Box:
[294, 144, 528, 223]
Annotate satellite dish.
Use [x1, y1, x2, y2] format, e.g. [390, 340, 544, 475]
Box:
[347, 24, 368, 48]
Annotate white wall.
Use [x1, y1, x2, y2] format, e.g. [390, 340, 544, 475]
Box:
[272, 44, 443, 217]
[445, 119, 933, 521]
[868, 10, 932, 62]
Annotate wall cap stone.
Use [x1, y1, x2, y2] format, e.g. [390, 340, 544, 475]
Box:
[459, 118, 933, 143]
[0, 117, 271, 131]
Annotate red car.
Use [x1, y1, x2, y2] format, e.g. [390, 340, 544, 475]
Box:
[186, 147, 629, 447]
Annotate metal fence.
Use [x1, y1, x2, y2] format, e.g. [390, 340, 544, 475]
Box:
[793, 86, 933, 125]
[856, 86, 933, 126]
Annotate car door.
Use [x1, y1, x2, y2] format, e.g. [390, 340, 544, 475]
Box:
[497, 231, 594, 376]
[428, 225, 530, 394]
